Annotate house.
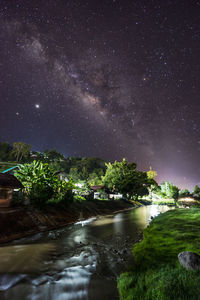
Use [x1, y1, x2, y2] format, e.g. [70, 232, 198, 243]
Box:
[0, 173, 24, 207]
[90, 186, 122, 200]
[90, 185, 108, 199]
[90, 185, 105, 191]
[54, 171, 68, 181]
[1, 165, 20, 175]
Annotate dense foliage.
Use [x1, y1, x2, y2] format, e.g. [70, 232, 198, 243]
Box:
[43, 149, 65, 161]
[153, 181, 179, 203]
[15, 161, 74, 206]
[64, 157, 106, 183]
[12, 142, 31, 162]
[103, 158, 151, 200]
[146, 166, 157, 180]
[194, 185, 200, 198]
[0, 142, 13, 161]
[0, 141, 107, 184]
[179, 188, 191, 197]
[1, 141, 200, 203]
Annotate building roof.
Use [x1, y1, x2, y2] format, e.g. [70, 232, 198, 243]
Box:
[0, 173, 24, 189]
[90, 185, 105, 191]
[1, 165, 20, 174]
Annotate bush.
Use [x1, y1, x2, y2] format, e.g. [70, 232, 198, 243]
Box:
[73, 195, 86, 202]
[51, 180, 74, 205]
[30, 184, 54, 206]
[15, 161, 74, 206]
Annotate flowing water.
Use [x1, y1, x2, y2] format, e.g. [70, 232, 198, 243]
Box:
[0, 205, 170, 300]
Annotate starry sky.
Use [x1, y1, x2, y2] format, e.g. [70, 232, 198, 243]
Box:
[0, 0, 199, 189]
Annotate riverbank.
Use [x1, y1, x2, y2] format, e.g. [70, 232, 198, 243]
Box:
[151, 196, 200, 207]
[118, 208, 200, 300]
[0, 200, 135, 244]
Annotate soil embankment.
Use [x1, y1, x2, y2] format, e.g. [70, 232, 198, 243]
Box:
[0, 200, 133, 244]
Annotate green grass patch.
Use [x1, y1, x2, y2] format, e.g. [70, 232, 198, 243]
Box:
[118, 265, 200, 300]
[152, 199, 175, 205]
[118, 208, 200, 300]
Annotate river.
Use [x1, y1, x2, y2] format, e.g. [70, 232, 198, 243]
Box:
[0, 205, 170, 300]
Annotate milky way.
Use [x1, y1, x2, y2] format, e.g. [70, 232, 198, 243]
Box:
[0, 0, 200, 189]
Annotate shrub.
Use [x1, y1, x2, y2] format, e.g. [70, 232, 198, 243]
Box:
[15, 161, 74, 206]
[51, 180, 74, 205]
[73, 195, 86, 202]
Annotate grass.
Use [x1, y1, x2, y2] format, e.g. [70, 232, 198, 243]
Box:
[118, 208, 200, 300]
[118, 266, 200, 300]
[152, 199, 175, 205]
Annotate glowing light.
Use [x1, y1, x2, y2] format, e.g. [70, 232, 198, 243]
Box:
[179, 197, 196, 202]
[75, 217, 96, 226]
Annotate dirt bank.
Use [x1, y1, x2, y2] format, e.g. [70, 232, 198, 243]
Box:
[0, 200, 133, 244]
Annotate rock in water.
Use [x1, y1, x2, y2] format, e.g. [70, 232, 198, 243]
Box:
[178, 252, 200, 270]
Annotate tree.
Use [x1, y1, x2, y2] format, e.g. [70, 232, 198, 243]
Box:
[81, 167, 89, 180]
[179, 189, 190, 197]
[15, 160, 75, 206]
[159, 181, 179, 204]
[15, 160, 56, 205]
[12, 142, 31, 162]
[169, 185, 179, 205]
[43, 149, 64, 162]
[147, 167, 158, 199]
[51, 179, 74, 205]
[103, 158, 150, 200]
[147, 166, 157, 180]
[193, 185, 200, 197]
[0, 142, 12, 161]
[69, 167, 79, 181]
[88, 170, 104, 186]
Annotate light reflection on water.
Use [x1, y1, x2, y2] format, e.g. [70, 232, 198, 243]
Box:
[0, 205, 171, 300]
[131, 204, 170, 228]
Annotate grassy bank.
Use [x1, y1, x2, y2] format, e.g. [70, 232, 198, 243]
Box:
[152, 197, 200, 207]
[118, 208, 200, 300]
[152, 198, 175, 205]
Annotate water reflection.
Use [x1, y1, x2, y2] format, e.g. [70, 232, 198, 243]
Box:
[0, 243, 55, 273]
[130, 205, 170, 228]
[75, 217, 96, 227]
[113, 213, 124, 234]
[0, 205, 171, 300]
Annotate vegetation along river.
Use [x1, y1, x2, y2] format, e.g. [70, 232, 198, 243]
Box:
[0, 205, 169, 300]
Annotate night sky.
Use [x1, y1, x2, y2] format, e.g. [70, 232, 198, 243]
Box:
[0, 0, 199, 189]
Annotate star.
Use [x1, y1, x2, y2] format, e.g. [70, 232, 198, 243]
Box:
[0, 0, 199, 190]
